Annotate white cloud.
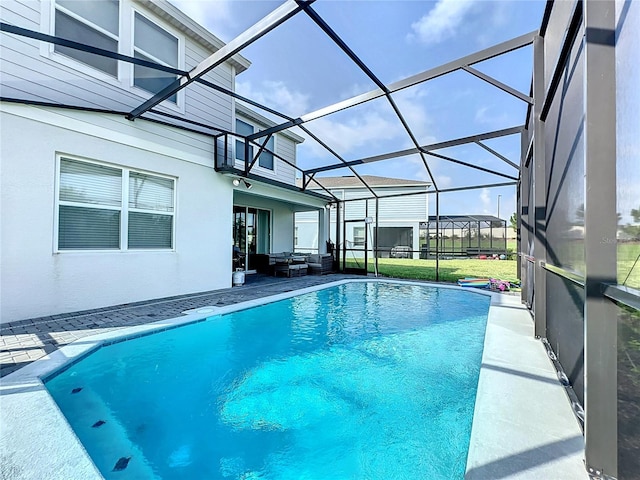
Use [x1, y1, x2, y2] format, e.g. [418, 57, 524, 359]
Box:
[168, 0, 235, 41]
[232, 80, 460, 190]
[235, 80, 400, 158]
[437, 175, 453, 189]
[402, 152, 452, 189]
[236, 80, 311, 117]
[474, 105, 513, 128]
[479, 187, 492, 214]
[409, 0, 475, 45]
[304, 110, 400, 157]
[235, 80, 444, 183]
[392, 87, 437, 146]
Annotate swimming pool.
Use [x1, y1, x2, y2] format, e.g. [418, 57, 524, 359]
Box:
[45, 281, 490, 479]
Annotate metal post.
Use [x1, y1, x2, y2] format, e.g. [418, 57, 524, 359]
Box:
[335, 201, 341, 272]
[518, 131, 526, 283]
[490, 221, 493, 250]
[503, 221, 507, 256]
[364, 200, 369, 274]
[375, 197, 379, 277]
[532, 34, 547, 338]
[520, 138, 531, 303]
[583, 0, 618, 475]
[224, 134, 228, 168]
[244, 140, 250, 175]
[435, 192, 440, 282]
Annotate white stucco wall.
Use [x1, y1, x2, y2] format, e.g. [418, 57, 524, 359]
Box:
[0, 104, 233, 323]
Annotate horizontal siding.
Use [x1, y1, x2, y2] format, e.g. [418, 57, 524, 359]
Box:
[377, 187, 428, 220]
[246, 134, 296, 184]
[326, 187, 428, 221]
[184, 40, 233, 131]
[235, 113, 299, 186]
[343, 191, 368, 219]
[1, 0, 234, 131]
[183, 83, 232, 132]
[2, 0, 40, 25]
[295, 211, 319, 222]
[0, 48, 139, 109]
[185, 43, 232, 84]
[274, 135, 296, 184]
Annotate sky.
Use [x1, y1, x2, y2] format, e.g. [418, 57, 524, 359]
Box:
[169, 0, 547, 219]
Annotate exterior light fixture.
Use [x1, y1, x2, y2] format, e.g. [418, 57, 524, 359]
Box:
[231, 178, 252, 189]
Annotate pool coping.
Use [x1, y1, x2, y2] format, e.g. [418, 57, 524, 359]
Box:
[0, 279, 586, 479]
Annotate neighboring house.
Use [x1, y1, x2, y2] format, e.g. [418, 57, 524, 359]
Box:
[295, 175, 430, 259]
[0, 0, 330, 323]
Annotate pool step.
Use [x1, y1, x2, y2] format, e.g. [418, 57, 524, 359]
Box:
[58, 385, 159, 479]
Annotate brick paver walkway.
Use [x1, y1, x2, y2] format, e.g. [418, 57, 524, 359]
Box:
[0, 274, 359, 378]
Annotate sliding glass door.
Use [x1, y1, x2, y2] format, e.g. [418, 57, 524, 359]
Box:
[233, 206, 270, 271]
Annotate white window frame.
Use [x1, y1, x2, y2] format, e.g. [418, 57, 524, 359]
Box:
[234, 117, 278, 174]
[353, 226, 365, 247]
[130, 8, 185, 111]
[43, 0, 122, 83]
[234, 118, 254, 166]
[255, 134, 277, 172]
[41, 1, 185, 111]
[54, 154, 176, 253]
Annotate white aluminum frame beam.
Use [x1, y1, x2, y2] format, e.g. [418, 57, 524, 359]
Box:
[461, 65, 533, 104]
[304, 126, 523, 175]
[475, 140, 520, 169]
[249, 31, 536, 141]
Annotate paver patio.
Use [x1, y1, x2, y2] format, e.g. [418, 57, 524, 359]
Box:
[0, 273, 360, 377]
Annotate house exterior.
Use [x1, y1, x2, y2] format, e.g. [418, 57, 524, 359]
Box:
[295, 175, 430, 259]
[0, 0, 330, 323]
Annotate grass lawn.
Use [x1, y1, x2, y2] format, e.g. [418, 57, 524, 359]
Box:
[345, 257, 518, 284]
[619, 243, 640, 289]
[340, 242, 639, 288]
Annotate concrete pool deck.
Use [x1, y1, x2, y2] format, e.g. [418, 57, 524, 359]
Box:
[0, 277, 586, 479]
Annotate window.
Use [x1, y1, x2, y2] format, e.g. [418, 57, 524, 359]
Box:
[128, 171, 174, 248]
[258, 136, 275, 170]
[235, 119, 254, 162]
[50, 2, 183, 103]
[133, 12, 179, 102]
[58, 157, 175, 250]
[353, 226, 365, 246]
[58, 158, 122, 249]
[54, 0, 119, 77]
[235, 119, 276, 170]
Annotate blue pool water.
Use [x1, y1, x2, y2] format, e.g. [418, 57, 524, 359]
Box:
[45, 282, 490, 479]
